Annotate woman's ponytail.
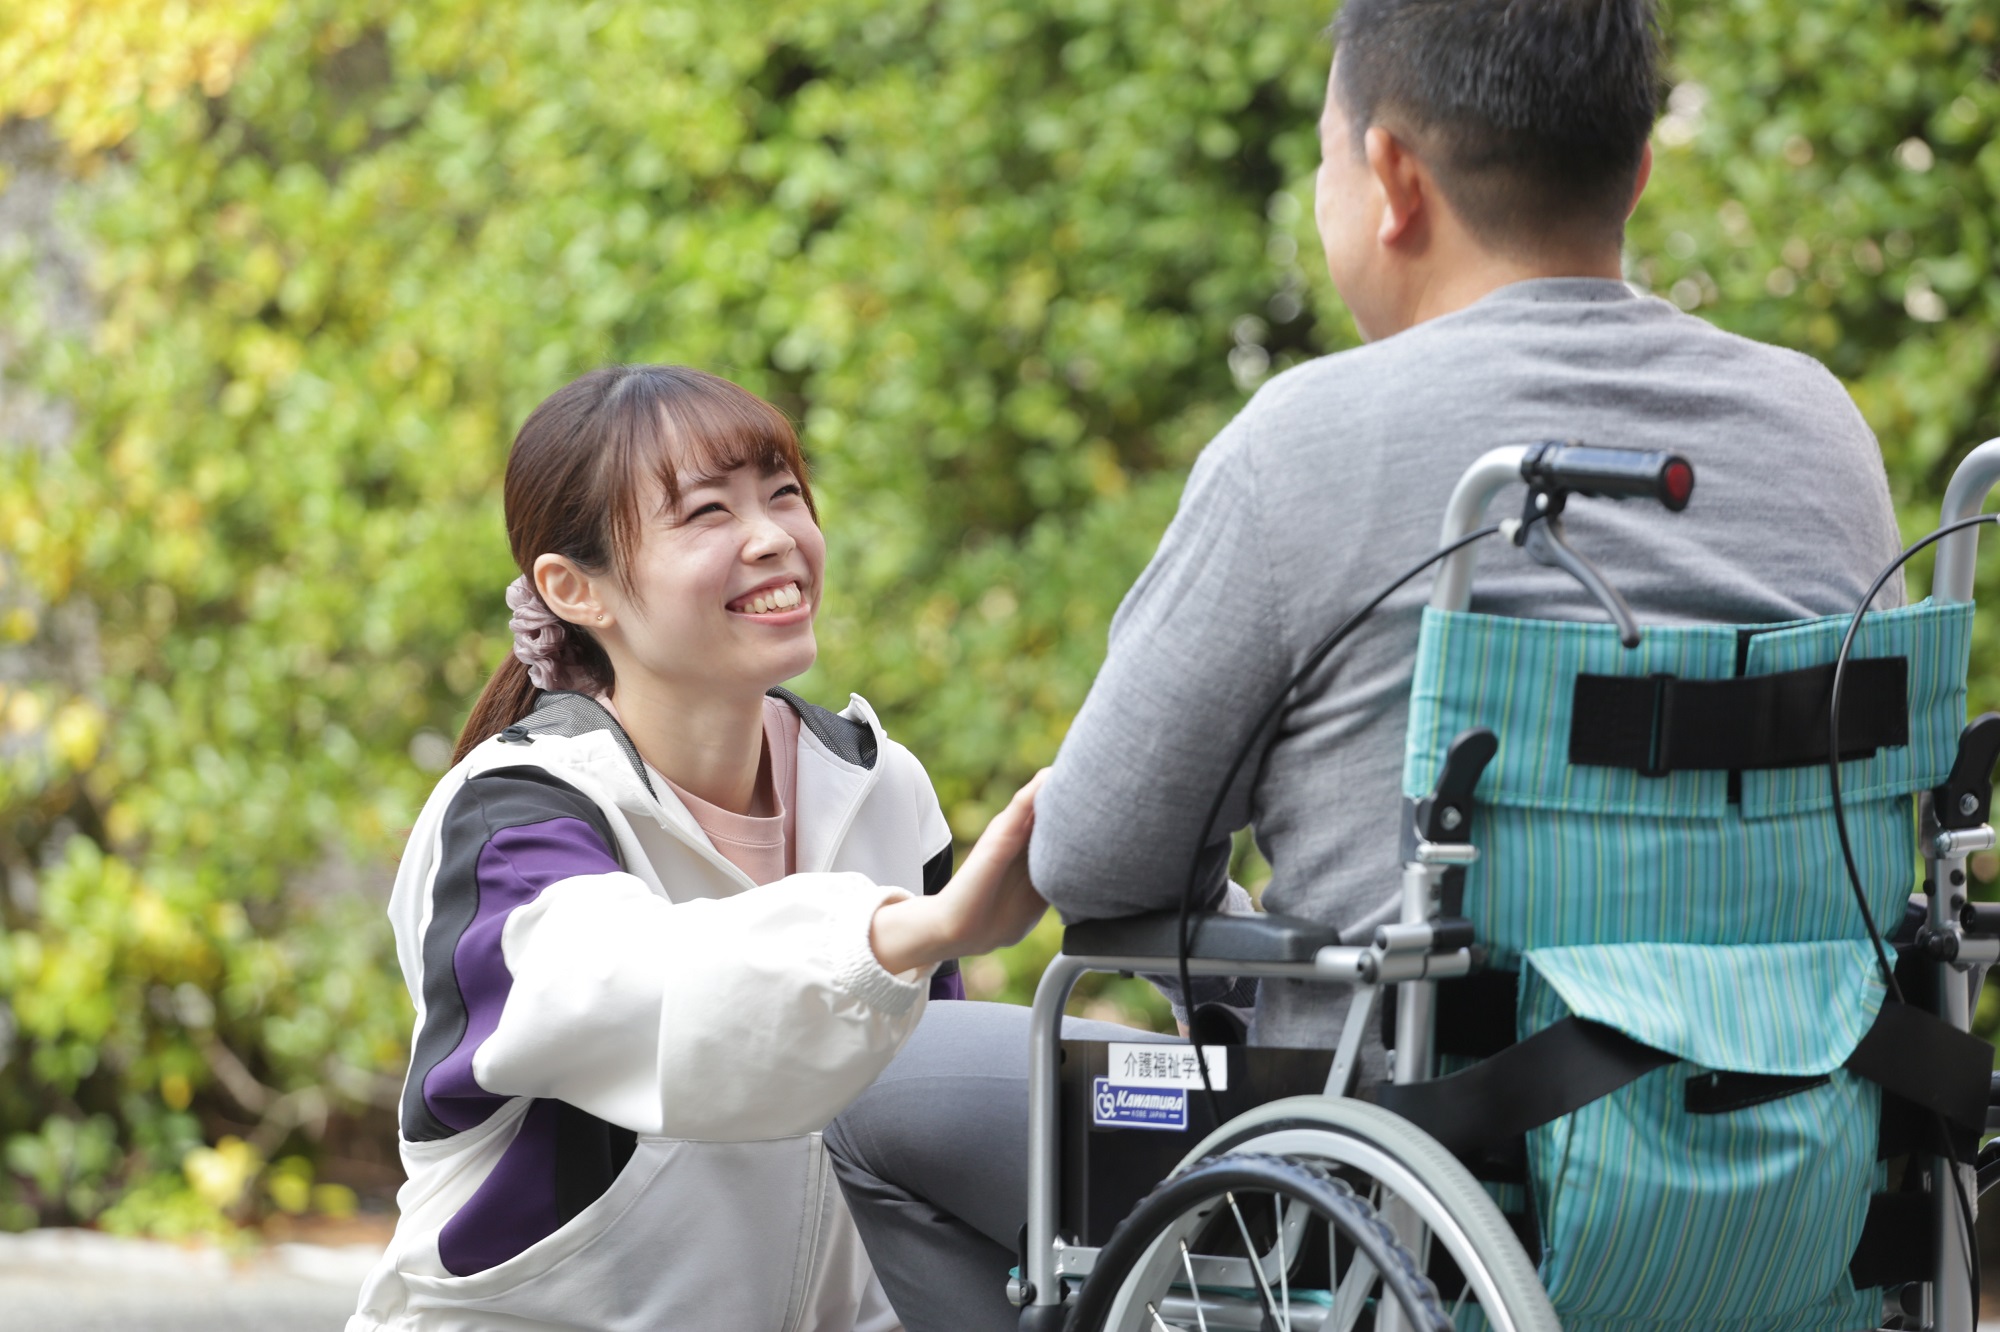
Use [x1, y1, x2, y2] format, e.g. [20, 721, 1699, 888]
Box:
[452, 654, 541, 765]
[451, 579, 615, 765]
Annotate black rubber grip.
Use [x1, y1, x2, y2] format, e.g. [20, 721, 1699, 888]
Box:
[1521, 441, 1695, 512]
[1961, 901, 2000, 936]
[1430, 918, 1477, 952]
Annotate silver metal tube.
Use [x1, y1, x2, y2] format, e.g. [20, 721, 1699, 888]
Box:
[1913, 441, 2000, 1328]
[1933, 1140, 1977, 1332]
[1393, 979, 1434, 1085]
[1392, 863, 1436, 1085]
[1933, 826, 1998, 857]
[1024, 952, 1092, 1308]
[1922, 795, 1978, 1332]
[1933, 945, 1976, 1332]
[1933, 438, 2000, 604]
[1431, 446, 1529, 612]
[1324, 984, 1380, 1097]
[1314, 945, 1378, 983]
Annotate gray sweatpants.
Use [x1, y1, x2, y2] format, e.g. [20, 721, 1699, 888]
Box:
[824, 1001, 1159, 1332]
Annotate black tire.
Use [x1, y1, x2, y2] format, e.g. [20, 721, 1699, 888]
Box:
[1068, 1152, 1449, 1332]
[1165, 1096, 1558, 1332]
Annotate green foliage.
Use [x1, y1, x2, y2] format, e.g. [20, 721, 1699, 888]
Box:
[1629, 0, 2000, 528]
[0, 0, 1996, 1227]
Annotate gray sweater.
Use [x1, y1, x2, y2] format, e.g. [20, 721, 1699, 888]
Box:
[1030, 277, 1905, 1048]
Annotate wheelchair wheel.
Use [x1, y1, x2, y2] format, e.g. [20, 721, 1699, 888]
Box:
[1072, 1152, 1446, 1332]
[1074, 1096, 1557, 1332]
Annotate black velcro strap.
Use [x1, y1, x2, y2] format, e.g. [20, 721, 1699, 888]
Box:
[1569, 657, 1907, 776]
[1684, 1070, 1830, 1115]
[1848, 1192, 1932, 1289]
[1371, 1018, 1674, 1171]
[1381, 970, 1519, 1060]
[1845, 1001, 1991, 1146]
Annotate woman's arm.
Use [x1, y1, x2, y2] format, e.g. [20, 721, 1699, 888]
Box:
[868, 769, 1049, 974]
[402, 767, 930, 1144]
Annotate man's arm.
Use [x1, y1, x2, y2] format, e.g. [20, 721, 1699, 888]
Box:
[1030, 425, 1292, 922]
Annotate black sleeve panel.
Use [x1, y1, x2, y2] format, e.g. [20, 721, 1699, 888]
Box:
[921, 843, 952, 896]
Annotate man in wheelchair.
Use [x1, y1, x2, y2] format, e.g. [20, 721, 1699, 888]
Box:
[827, 2, 1995, 1329]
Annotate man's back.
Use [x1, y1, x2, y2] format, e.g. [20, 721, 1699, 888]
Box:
[1030, 277, 1904, 1047]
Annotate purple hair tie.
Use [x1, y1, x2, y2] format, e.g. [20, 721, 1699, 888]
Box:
[506, 575, 582, 693]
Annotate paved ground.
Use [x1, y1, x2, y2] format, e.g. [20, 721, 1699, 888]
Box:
[0, 1229, 379, 1332]
[7, 1226, 2000, 1330]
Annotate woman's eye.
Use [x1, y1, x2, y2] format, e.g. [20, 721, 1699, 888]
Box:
[688, 501, 727, 519]
[772, 483, 803, 501]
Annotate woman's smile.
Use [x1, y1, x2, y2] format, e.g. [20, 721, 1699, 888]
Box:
[726, 578, 809, 619]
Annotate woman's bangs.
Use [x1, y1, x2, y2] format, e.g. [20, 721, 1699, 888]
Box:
[653, 394, 811, 512]
[599, 367, 815, 590]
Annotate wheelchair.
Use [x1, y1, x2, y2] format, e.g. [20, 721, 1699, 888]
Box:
[1014, 440, 2000, 1332]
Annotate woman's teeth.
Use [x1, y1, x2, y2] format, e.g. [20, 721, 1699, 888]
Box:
[736, 582, 803, 615]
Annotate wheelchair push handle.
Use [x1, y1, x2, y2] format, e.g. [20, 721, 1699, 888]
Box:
[1521, 442, 1695, 512]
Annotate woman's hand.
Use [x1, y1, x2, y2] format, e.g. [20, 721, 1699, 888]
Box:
[869, 769, 1051, 975]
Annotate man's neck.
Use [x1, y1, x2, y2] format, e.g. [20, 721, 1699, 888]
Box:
[1382, 245, 1625, 339]
[605, 675, 769, 815]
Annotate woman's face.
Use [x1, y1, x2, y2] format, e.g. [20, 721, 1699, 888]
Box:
[600, 458, 825, 700]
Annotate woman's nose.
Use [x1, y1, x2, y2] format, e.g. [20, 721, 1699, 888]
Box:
[744, 510, 796, 560]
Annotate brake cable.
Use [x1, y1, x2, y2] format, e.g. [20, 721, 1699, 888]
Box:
[1175, 521, 1509, 1123]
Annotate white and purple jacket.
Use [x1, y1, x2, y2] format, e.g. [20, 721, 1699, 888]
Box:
[349, 690, 953, 1332]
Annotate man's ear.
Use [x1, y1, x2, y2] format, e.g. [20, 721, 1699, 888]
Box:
[534, 553, 608, 629]
[1628, 140, 1653, 218]
[1364, 125, 1426, 248]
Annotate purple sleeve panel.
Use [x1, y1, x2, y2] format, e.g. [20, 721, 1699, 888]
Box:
[437, 1097, 565, 1275]
[435, 1096, 639, 1277]
[421, 816, 622, 1132]
[929, 969, 966, 1001]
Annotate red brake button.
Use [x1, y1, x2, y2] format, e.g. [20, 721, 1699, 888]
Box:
[1661, 459, 1694, 511]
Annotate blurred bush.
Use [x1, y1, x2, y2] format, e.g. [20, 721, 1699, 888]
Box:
[0, 0, 1994, 1231]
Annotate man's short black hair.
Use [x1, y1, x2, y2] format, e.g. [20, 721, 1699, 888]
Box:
[1331, 0, 1661, 255]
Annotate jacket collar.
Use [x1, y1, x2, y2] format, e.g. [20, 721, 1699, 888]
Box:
[500, 692, 656, 796]
[514, 688, 880, 791]
[503, 688, 886, 877]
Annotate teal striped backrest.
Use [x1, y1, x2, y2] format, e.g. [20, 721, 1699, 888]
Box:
[1403, 599, 1974, 1332]
[1401, 599, 1974, 970]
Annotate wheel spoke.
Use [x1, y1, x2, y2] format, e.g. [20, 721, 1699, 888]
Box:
[1145, 1302, 1176, 1332]
[1273, 1194, 1290, 1319]
[1225, 1191, 1288, 1332]
[1177, 1240, 1212, 1332]
[1331, 1248, 1377, 1332]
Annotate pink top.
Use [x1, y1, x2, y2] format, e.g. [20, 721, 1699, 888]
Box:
[657, 697, 802, 885]
[592, 691, 965, 1001]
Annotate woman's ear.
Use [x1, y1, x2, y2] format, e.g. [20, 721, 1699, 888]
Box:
[533, 554, 608, 629]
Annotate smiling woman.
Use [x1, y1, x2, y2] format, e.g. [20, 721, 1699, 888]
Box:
[350, 365, 1052, 1332]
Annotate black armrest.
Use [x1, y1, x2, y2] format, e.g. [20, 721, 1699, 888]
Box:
[1062, 909, 1341, 964]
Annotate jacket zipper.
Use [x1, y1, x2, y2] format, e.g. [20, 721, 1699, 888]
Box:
[777, 1140, 830, 1332]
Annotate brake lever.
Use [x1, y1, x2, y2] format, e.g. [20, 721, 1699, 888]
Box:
[1519, 514, 1642, 649]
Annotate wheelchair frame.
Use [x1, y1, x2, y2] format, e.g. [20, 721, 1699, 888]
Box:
[1016, 437, 2000, 1332]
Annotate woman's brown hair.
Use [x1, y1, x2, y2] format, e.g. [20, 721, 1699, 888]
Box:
[452, 365, 815, 764]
